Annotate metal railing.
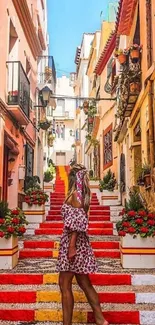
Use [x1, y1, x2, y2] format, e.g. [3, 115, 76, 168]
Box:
[6, 61, 30, 118]
[37, 55, 56, 85]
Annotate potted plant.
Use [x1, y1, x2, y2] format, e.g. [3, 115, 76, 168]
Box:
[48, 134, 55, 147]
[39, 119, 51, 131]
[83, 101, 89, 114]
[86, 134, 91, 141]
[91, 138, 99, 147]
[142, 163, 151, 188]
[0, 207, 28, 269]
[8, 90, 18, 104]
[23, 176, 48, 225]
[0, 201, 10, 219]
[129, 44, 142, 62]
[99, 170, 117, 192]
[129, 81, 141, 94]
[114, 49, 127, 64]
[116, 188, 155, 268]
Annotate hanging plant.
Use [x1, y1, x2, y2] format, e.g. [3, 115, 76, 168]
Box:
[91, 138, 99, 147]
[48, 134, 55, 147]
[83, 101, 89, 114]
[39, 119, 51, 131]
[129, 44, 142, 63]
[114, 49, 127, 65]
[86, 134, 91, 141]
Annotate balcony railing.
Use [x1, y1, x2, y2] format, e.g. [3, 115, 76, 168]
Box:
[37, 56, 56, 86]
[7, 61, 30, 118]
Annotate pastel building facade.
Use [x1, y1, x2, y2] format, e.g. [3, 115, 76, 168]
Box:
[0, 0, 50, 208]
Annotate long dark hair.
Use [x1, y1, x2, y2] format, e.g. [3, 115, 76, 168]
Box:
[65, 164, 90, 213]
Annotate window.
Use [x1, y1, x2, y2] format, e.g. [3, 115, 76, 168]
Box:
[46, 106, 53, 117]
[146, 0, 153, 68]
[56, 99, 65, 116]
[103, 124, 113, 169]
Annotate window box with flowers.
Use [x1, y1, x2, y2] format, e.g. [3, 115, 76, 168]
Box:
[117, 209, 155, 269]
[22, 189, 48, 224]
[0, 208, 28, 269]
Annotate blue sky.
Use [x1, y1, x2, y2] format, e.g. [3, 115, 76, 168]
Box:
[47, 0, 118, 77]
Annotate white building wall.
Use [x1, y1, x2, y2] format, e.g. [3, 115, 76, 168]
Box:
[51, 76, 75, 166]
[75, 34, 94, 168]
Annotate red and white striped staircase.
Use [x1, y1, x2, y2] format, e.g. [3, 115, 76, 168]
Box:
[0, 166, 154, 324]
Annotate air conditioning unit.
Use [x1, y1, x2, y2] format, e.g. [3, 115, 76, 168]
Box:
[18, 165, 26, 180]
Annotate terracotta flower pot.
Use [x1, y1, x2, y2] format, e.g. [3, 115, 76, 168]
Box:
[130, 82, 140, 94]
[144, 174, 151, 188]
[88, 117, 94, 124]
[130, 49, 140, 59]
[118, 54, 127, 64]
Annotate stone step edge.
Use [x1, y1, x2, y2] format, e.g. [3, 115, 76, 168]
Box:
[0, 309, 154, 324]
[0, 274, 155, 286]
[0, 291, 155, 304]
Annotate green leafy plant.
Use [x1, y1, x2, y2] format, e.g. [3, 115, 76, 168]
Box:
[125, 188, 144, 212]
[99, 169, 117, 192]
[90, 138, 99, 147]
[0, 201, 10, 219]
[89, 170, 94, 179]
[86, 134, 91, 141]
[39, 119, 51, 131]
[24, 176, 41, 192]
[0, 208, 28, 239]
[24, 189, 48, 206]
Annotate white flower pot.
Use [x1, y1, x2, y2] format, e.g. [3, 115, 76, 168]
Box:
[22, 202, 45, 224]
[0, 236, 18, 269]
[101, 190, 120, 206]
[89, 181, 99, 194]
[120, 234, 155, 269]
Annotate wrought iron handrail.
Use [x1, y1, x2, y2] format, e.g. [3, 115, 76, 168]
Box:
[6, 61, 30, 118]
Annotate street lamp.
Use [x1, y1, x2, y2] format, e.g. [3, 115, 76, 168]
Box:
[34, 86, 53, 108]
[39, 86, 52, 107]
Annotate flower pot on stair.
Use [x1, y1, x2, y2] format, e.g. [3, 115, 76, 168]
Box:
[22, 202, 46, 224]
[0, 236, 18, 269]
[120, 234, 155, 268]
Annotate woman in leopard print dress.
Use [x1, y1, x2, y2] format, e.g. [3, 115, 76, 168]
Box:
[57, 164, 109, 325]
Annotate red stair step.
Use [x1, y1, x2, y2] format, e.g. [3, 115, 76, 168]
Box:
[0, 291, 135, 304]
[46, 215, 110, 221]
[39, 222, 113, 229]
[24, 241, 119, 249]
[0, 273, 131, 285]
[35, 228, 113, 235]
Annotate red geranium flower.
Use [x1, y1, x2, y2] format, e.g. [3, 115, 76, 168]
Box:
[128, 211, 136, 217]
[12, 218, 19, 224]
[148, 213, 155, 219]
[128, 227, 136, 233]
[7, 226, 14, 233]
[122, 222, 130, 227]
[118, 231, 126, 237]
[140, 227, 149, 233]
[119, 211, 124, 216]
[0, 231, 4, 238]
[18, 227, 26, 233]
[138, 210, 147, 217]
[0, 219, 4, 224]
[147, 220, 155, 226]
[11, 209, 19, 215]
[136, 218, 143, 225]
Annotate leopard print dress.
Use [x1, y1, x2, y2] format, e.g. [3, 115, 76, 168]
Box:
[56, 203, 98, 274]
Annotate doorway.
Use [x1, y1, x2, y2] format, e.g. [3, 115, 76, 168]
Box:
[2, 145, 9, 201]
[56, 152, 66, 166]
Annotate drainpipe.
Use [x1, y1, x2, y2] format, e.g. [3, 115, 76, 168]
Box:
[148, 80, 155, 172]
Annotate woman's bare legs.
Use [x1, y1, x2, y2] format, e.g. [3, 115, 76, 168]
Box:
[75, 274, 109, 325]
[59, 271, 75, 325]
